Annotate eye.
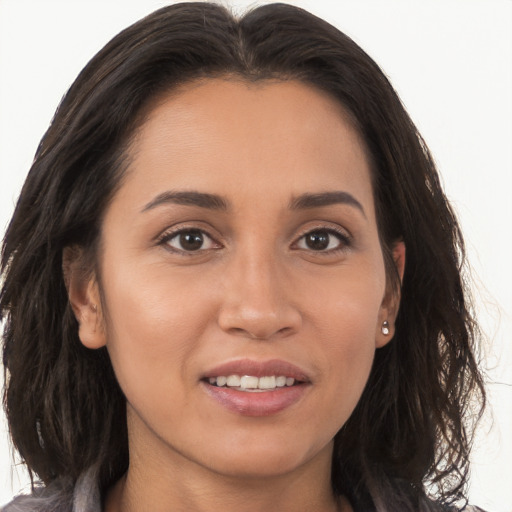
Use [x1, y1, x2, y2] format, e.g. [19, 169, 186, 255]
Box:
[162, 229, 218, 252]
[295, 228, 348, 252]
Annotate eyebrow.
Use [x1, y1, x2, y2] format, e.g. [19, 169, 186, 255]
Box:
[289, 191, 366, 218]
[142, 190, 228, 212]
[141, 189, 365, 217]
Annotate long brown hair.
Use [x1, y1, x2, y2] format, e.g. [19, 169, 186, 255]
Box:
[1, 3, 485, 510]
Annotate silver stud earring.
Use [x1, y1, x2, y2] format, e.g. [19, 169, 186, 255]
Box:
[381, 320, 390, 336]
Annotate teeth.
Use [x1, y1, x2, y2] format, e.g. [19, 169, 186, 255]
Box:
[207, 375, 297, 391]
[276, 376, 287, 387]
[240, 375, 259, 389]
[258, 376, 275, 389]
[226, 375, 241, 387]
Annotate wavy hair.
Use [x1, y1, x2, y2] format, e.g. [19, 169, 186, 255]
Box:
[1, 3, 485, 510]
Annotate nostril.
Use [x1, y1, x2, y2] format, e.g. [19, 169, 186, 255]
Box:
[217, 298, 302, 340]
[226, 325, 295, 340]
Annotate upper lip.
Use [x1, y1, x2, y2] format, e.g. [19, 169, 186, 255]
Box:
[202, 358, 310, 382]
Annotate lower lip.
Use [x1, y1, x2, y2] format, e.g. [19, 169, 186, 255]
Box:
[202, 382, 309, 416]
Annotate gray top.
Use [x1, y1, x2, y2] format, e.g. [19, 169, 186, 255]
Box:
[2, 468, 487, 512]
[2, 467, 99, 512]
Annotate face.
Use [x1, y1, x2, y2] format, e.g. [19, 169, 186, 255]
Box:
[71, 79, 402, 481]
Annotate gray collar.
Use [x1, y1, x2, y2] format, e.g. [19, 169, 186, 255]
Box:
[2, 466, 100, 512]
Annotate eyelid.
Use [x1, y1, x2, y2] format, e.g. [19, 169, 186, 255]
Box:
[292, 224, 353, 252]
[156, 224, 222, 253]
[154, 221, 352, 255]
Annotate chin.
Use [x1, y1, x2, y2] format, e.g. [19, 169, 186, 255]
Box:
[200, 436, 333, 480]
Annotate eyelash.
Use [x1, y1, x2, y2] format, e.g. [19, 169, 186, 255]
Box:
[156, 225, 352, 255]
[157, 226, 221, 255]
[293, 226, 352, 254]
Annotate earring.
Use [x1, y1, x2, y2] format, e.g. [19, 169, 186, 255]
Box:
[381, 320, 390, 336]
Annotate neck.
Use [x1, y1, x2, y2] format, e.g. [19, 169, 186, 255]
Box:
[105, 441, 350, 512]
[104, 406, 353, 512]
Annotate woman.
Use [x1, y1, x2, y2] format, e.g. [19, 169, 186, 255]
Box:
[0, 3, 486, 511]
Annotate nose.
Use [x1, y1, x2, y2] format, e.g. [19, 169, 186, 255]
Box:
[217, 252, 302, 340]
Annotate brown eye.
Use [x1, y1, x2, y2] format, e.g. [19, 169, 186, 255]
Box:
[179, 230, 204, 251]
[165, 229, 216, 252]
[296, 229, 348, 252]
[305, 231, 330, 250]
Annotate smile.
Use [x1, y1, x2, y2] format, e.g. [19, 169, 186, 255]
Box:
[207, 375, 297, 391]
[202, 359, 310, 415]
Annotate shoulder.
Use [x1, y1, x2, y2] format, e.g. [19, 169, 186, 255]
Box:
[1, 487, 72, 512]
[2, 467, 100, 512]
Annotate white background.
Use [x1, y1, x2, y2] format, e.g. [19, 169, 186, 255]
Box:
[0, 0, 511, 510]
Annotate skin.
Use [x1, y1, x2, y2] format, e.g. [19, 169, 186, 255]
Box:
[67, 78, 405, 512]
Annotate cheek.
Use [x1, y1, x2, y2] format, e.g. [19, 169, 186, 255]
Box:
[307, 261, 384, 346]
[304, 266, 384, 411]
[99, 258, 215, 397]
[318, 300, 377, 391]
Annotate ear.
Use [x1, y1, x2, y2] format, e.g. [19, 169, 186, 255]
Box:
[376, 240, 406, 348]
[63, 246, 106, 349]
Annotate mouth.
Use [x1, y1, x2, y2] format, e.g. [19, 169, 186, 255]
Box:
[205, 374, 300, 392]
[201, 359, 310, 416]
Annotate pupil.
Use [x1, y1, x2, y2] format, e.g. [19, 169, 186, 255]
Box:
[306, 231, 329, 250]
[180, 230, 203, 251]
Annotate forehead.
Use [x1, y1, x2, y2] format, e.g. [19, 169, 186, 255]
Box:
[119, 78, 374, 215]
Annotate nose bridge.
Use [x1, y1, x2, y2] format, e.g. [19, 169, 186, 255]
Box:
[218, 238, 300, 339]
